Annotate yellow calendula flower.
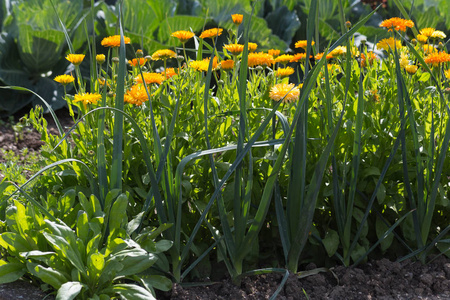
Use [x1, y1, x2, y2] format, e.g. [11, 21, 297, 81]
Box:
[431, 30, 446, 39]
[54, 74, 75, 85]
[444, 69, 450, 80]
[224, 44, 244, 56]
[275, 54, 294, 65]
[268, 49, 280, 58]
[404, 65, 418, 74]
[66, 54, 85, 65]
[275, 67, 294, 78]
[417, 34, 428, 44]
[420, 28, 436, 37]
[199, 28, 223, 39]
[74, 92, 101, 105]
[422, 44, 437, 54]
[152, 49, 177, 61]
[376, 37, 402, 52]
[247, 52, 274, 68]
[399, 53, 409, 68]
[96, 54, 106, 64]
[220, 59, 234, 70]
[330, 46, 347, 57]
[101, 35, 131, 48]
[295, 40, 315, 49]
[135, 72, 165, 85]
[171, 30, 195, 43]
[128, 58, 147, 67]
[424, 52, 450, 67]
[190, 57, 219, 72]
[380, 17, 414, 32]
[232, 14, 243, 25]
[248, 42, 258, 52]
[269, 83, 300, 103]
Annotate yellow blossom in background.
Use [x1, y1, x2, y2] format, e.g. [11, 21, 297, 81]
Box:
[269, 83, 300, 103]
[220, 59, 234, 70]
[125, 84, 149, 106]
[171, 30, 195, 43]
[376, 37, 402, 52]
[275, 67, 295, 78]
[420, 28, 435, 37]
[190, 57, 219, 72]
[417, 34, 428, 44]
[431, 30, 446, 39]
[248, 42, 258, 52]
[295, 40, 315, 49]
[404, 65, 418, 74]
[135, 72, 165, 85]
[268, 49, 280, 58]
[224, 44, 244, 55]
[424, 52, 450, 66]
[74, 92, 101, 105]
[275, 54, 294, 65]
[380, 17, 414, 32]
[199, 28, 223, 39]
[247, 52, 274, 68]
[399, 53, 409, 68]
[54, 74, 75, 85]
[101, 35, 131, 48]
[96, 54, 106, 64]
[444, 69, 450, 80]
[330, 46, 347, 57]
[327, 64, 341, 75]
[128, 58, 147, 67]
[231, 14, 243, 25]
[152, 49, 177, 61]
[66, 54, 85, 65]
[422, 44, 437, 54]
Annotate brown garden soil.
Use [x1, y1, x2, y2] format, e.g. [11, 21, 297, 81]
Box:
[1, 109, 450, 300]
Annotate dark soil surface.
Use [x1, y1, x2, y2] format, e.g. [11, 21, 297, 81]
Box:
[1, 109, 450, 299]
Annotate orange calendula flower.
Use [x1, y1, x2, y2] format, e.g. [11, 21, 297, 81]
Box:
[268, 49, 280, 58]
[295, 40, 315, 49]
[190, 57, 219, 72]
[248, 42, 258, 52]
[135, 72, 165, 85]
[290, 53, 310, 62]
[74, 92, 101, 105]
[269, 83, 300, 103]
[360, 52, 378, 67]
[247, 52, 275, 68]
[424, 52, 450, 67]
[171, 30, 195, 43]
[54, 74, 75, 85]
[224, 44, 244, 55]
[380, 17, 414, 32]
[232, 14, 243, 25]
[422, 44, 437, 54]
[128, 58, 147, 67]
[376, 37, 402, 52]
[152, 49, 177, 61]
[220, 59, 234, 70]
[404, 65, 418, 74]
[444, 69, 450, 80]
[314, 52, 333, 60]
[199, 28, 223, 39]
[125, 84, 150, 106]
[96, 54, 106, 64]
[275, 67, 295, 78]
[162, 68, 178, 79]
[101, 35, 131, 48]
[66, 54, 85, 65]
[275, 54, 294, 65]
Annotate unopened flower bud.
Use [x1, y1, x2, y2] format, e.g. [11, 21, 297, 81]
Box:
[438, 42, 444, 50]
[144, 55, 152, 61]
[345, 21, 352, 29]
[444, 87, 450, 94]
[112, 57, 120, 64]
[96, 54, 106, 64]
[255, 66, 263, 71]
[177, 55, 184, 62]
[411, 39, 418, 45]
[136, 49, 144, 58]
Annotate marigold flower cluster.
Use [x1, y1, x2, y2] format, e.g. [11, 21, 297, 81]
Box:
[54, 74, 75, 85]
[190, 57, 219, 72]
[199, 28, 223, 39]
[101, 35, 131, 48]
[247, 52, 275, 68]
[152, 49, 177, 61]
[424, 52, 450, 67]
[380, 17, 414, 32]
[74, 92, 101, 105]
[269, 83, 300, 103]
[171, 30, 195, 43]
[66, 54, 85, 65]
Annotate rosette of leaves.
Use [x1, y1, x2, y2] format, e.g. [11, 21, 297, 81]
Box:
[0, 190, 172, 299]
